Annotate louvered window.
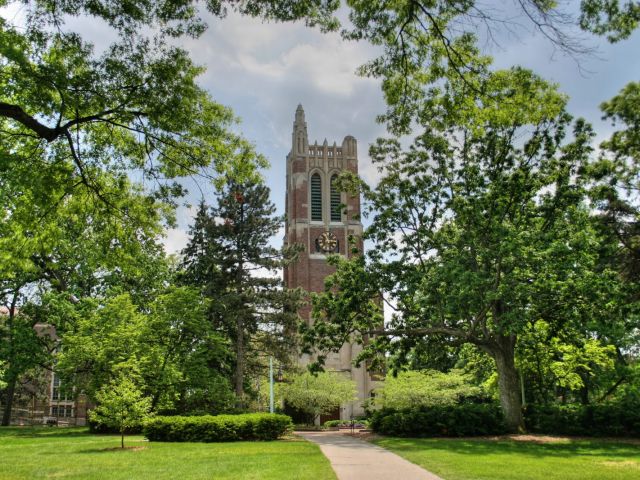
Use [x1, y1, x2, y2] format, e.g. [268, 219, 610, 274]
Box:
[310, 173, 322, 221]
[330, 175, 342, 222]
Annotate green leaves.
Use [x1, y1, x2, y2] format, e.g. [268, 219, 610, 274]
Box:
[180, 180, 303, 405]
[278, 371, 357, 421]
[580, 0, 640, 42]
[378, 370, 484, 409]
[90, 375, 152, 447]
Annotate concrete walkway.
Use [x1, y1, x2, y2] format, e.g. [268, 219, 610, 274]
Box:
[297, 431, 442, 480]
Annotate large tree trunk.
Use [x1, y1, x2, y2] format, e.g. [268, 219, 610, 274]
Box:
[1, 375, 17, 426]
[487, 335, 524, 433]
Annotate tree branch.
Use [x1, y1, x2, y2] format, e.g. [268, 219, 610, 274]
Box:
[0, 102, 58, 142]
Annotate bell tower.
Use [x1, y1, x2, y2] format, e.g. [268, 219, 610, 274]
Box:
[283, 104, 372, 419]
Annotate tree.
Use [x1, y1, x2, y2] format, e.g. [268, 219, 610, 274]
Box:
[142, 286, 234, 413]
[0, 363, 5, 390]
[578, 81, 640, 402]
[0, 286, 54, 425]
[0, 158, 179, 422]
[278, 372, 357, 424]
[304, 63, 624, 432]
[89, 376, 152, 449]
[590, 81, 640, 284]
[0, 1, 339, 209]
[181, 181, 302, 408]
[56, 294, 149, 400]
[342, 1, 640, 137]
[378, 370, 484, 410]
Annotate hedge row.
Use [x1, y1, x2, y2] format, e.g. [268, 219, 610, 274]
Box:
[143, 413, 292, 442]
[525, 403, 640, 437]
[370, 404, 507, 437]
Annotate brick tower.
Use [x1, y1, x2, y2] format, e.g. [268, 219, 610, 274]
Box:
[283, 104, 373, 419]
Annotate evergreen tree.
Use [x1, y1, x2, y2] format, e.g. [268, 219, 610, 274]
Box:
[181, 181, 301, 408]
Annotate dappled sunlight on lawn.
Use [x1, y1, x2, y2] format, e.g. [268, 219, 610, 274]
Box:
[373, 437, 640, 480]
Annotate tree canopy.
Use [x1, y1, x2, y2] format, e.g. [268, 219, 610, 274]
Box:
[304, 62, 635, 431]
[180, 180, 302, 407]
[278, 371, 357, 423]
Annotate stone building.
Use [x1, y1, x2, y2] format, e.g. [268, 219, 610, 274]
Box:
[283, 105, 377, 420]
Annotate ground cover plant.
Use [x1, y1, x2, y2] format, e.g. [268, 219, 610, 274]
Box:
[0, 427, 336, 480]
[372, 436, 640, 480]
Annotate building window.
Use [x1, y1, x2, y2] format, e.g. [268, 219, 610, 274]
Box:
[330, 175, 342, 222]
[310, 173, 322, 221]
[51, 405, 73, 417]
[52, 374, 70, 402]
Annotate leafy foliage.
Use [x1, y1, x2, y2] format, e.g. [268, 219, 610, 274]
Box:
[180, 180, 302, 406]
[0, 0, 339, 217]
[0, 361, 5, 389]
[278, 372, 357, 423]
[305, 62, 617, 432]
[377, 370, 485, 409]
[89, 376, 152, 448]
[516, 320, 618, 404]
[370, 404, 507, 437]
[524, 401, 640, 436]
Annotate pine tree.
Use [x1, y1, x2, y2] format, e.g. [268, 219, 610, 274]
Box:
[181, 181, 301, 408]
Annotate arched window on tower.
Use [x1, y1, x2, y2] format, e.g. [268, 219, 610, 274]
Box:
[330, 175, 342, 222]
[310, 173, 322, 221]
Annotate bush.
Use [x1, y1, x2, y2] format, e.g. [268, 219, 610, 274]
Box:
[323, 419, 369, 429]
[370, 403, 507, 437]
[524, 402, 640, 437]
[323, 420, 341, 428]
[143, 413, 292, 442]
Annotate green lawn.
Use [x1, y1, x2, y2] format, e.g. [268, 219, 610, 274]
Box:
[372, 436, 640, 480]
[0, 427, 336, 480]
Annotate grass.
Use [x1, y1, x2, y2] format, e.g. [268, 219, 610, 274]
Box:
[372, 436, 640, 480]
[0, 427, 336, 480]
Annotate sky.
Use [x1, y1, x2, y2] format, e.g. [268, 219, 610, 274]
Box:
[4, 2, 640, 254]
[161, 6, 640, 255]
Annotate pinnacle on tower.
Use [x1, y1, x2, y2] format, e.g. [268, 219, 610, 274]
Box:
[295, 103, 305, 123]
[292, 104, 308, 156]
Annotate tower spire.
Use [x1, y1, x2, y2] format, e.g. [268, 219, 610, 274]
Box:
[292, 104, 308, 156]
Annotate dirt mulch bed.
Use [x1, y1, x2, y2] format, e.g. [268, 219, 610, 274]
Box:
[486, 434, 640, 445]
[356, 432, 640, 445]
[100, 446, 148, 452]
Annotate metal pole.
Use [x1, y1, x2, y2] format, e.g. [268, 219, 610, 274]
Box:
[269, 356, 274, 414]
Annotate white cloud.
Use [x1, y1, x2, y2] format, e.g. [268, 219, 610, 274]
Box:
[162, 228, 189, 255]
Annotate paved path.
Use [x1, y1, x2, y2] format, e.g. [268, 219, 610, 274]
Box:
[297, 431, 443, 480]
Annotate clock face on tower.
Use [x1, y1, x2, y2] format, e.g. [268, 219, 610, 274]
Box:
[317, 231, 338, 253]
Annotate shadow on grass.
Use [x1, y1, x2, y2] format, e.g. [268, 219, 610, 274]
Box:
[77, 446, 148, 454]
[376, 437, 640, 460]
[0, 426, 93, 439]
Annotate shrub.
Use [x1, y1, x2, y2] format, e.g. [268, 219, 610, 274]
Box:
[524, 402, 640, 437]
[370, 403, 507, 437]
[323, 420, 341, 428]
[143, 413, 292, 442]
[323, 419, 369, 429]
